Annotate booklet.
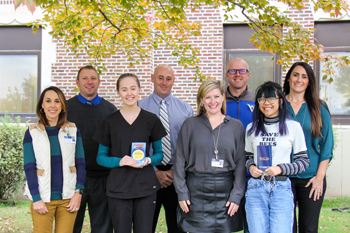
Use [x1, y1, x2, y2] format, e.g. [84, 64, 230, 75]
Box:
[131, 142, 146, 165]
[257, 145, 272, 171]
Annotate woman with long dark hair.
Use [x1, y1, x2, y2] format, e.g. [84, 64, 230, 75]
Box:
[245, 81, 309, 233]
[283, 62, 334, 233]
[23, 86, 86, 232]
[174, 79, 246, 233]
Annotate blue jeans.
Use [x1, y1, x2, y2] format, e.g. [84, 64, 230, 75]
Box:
[245, 177, 294, 233]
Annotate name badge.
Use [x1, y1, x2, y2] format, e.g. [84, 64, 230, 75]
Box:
[64, 136, 76, 143]
[211, 158, 224, 168]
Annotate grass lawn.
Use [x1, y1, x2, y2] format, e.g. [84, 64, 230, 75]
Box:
[0, 197, 349, 232]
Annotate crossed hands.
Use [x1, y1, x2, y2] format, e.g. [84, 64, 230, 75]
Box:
[249, 165, 282, 178]
[156, 169, 173, 188]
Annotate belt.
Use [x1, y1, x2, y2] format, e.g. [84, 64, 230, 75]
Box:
[258, 175, 288, 182]
[156, 164, 172, 171]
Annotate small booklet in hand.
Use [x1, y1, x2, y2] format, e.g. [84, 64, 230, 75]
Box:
[131, 142, 146, 165]
[257, 145, 272, 171]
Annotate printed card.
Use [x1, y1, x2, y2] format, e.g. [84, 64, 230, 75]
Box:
[131, 142, 146, 165]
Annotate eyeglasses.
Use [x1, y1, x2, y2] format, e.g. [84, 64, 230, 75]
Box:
[257, 97, 278, 105]
[227, 69, 249, 75]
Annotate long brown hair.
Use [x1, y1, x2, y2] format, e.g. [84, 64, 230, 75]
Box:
[283, 62, 322, 137]
[36, 86, 68, 128]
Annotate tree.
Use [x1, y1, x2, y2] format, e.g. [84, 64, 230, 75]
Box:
[15, 0, 350, 81]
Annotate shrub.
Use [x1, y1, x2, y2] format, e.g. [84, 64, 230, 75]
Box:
[0, 115, 27, 199]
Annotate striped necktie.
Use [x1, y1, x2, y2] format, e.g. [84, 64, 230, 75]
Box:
[160, 100, 171, 165]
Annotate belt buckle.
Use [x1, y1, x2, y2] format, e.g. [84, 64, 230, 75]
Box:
[263, 172, 272, 182]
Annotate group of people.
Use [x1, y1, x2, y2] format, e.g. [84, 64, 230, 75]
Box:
[23, 58, 333, 233]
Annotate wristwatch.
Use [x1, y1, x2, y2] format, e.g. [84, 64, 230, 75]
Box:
[75, 189, 84, 195]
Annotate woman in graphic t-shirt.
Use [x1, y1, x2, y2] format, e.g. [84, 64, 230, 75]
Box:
[245, 81, 310, 233]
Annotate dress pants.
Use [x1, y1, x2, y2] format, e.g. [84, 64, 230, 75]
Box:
[108, 192, 157, 233]
[31, 199, 77, 233]
[152, 184, 184, 233]
[291, 177, 326, 233]
[73, 175, 113, 233]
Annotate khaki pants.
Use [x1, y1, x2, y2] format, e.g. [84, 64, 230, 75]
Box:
[30, 199, 77, 233]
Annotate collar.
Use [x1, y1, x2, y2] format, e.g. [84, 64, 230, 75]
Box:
[264, 116, 279, 125]
[77, 93, 102, 105]
[226, 86, 249, 99]
[151, 92, 173, 105]
[198, 112, 231, 123]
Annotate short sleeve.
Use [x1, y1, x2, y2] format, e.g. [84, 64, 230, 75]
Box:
[149, 115, 167, 143]
[245, 123, 254, 154]
[292, 121, 307, 154]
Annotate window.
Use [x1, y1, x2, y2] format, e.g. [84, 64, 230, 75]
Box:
[223, 24, 281, 91]
[0, 26, 41, 119]
[315, 21, 350, 124]
[0, 54, 39, 113]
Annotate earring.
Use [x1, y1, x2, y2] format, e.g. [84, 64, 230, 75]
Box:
[40, 108, 44, 113]
[200, 103, 204, 107]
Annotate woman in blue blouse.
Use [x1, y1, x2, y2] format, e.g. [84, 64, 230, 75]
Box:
[283, 62, 334, 233]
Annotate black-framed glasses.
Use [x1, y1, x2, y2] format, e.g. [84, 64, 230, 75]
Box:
[257, 97, 278, 105]
[227, 69, 249, 75]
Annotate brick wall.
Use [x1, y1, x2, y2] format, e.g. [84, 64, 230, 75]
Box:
[51, 5, 223, 112]
[282, 0, 314, 78]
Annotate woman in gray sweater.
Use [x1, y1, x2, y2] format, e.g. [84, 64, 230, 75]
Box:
[174, 79, 246, 233]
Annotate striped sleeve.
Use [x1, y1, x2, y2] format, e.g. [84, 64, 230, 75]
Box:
[23, 129, 41, 202]
[278, 150, 309, 176]
[244, 126, 256, 172]
[278, 121, 309, 176]
[245, 151, 256, 170]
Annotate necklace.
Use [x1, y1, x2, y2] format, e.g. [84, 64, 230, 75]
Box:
[212, 115, 223, 159]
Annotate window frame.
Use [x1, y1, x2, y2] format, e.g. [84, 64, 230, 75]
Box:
[224, 49, 282, 86]
[314, 21, 350, 124]
[0, 26, 42, 122]
[223, 24, 282, 88]
[315, 47, 350, 125]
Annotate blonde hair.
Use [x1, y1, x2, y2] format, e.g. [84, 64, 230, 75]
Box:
[196, 79, 226, 115]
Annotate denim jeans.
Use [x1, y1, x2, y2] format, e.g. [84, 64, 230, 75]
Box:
[245, 177, 294, 233]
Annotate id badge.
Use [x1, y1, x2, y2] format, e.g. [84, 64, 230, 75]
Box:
[211, 158, 224, 168]
[64, 136, 76, 143]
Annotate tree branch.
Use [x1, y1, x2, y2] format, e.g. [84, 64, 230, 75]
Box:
[98, 7, 121, 32]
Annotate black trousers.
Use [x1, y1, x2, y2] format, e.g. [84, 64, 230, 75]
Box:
[73, 175, 113, 233]
[291, 177, 326, 233]
[108, 192, 157, 233]
[152, 184, 185, 233]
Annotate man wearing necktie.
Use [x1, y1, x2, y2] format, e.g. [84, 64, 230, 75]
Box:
[139, 64, 193, 233]
[67, 65, 116, 233]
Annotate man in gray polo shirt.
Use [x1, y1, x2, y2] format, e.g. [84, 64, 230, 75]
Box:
[139, 64, 193, 233]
